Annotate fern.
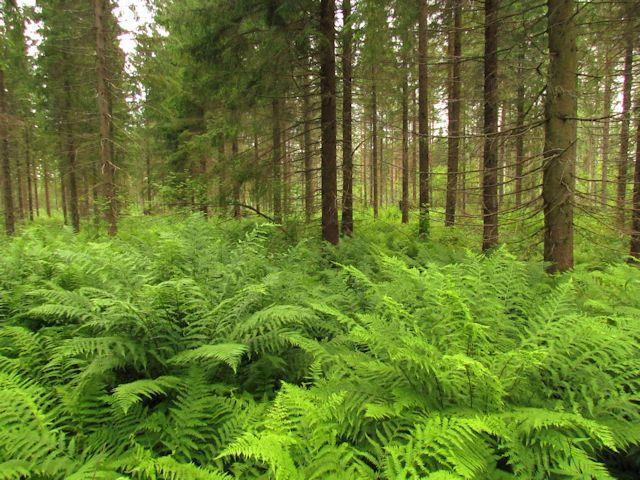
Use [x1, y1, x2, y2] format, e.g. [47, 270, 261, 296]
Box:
[169, 343, 248, 372]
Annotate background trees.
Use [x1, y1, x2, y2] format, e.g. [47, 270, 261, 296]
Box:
[1, 0, 639, 270]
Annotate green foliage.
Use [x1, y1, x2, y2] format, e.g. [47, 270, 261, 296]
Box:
[0, 217, 638, 478]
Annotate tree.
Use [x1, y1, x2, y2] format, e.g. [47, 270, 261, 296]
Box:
[401, 54, 409, 224]
[0, 69, 14, 235]
[417, 0, 429, 236]
[341, 0, 354, 236]
[600, 47, 612, 208]
[630, 96, 640, 260]
[542, 0, 577, 272]
[616, 11, 633, 227]
[482, 0, 499, 251]
[93, 0, 118, 235]
[445, 0, 461, 226]
[319, 0, 339, 244]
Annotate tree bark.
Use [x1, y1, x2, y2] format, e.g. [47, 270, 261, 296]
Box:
[319, 0, 339, 244]
[401, 56, 409, 224]
[600, 49, 612, 208]
[341, 0, 353, 235]
[63, 79, 80, 232]
[0, 69, 15, 236]
[498, 104, 507, 202]
[482, 0, 499, 250]
[514, 52, 525, 209]
[25, 128, 33, 221]
[617, 32, 633, 227]
[43, 156, 51, 217]
[543, 0, 577, 273]
[418, 0, 430, 236]
[31, 128, 39, 217]
[302, 83, 313, 223]
[445, 0, 462, 226]
[362, 108, 368, 207]
[15, 149, 24, 221]
[272, 98, 282, 223]
[93, 0, 117, 235]
[371, 67, 379, 219]
[630, 98, 640, 260]
[232, 136, 241, 218]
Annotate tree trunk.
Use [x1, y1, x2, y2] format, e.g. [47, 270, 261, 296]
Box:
[31, 129, 39, 217]
[445, 0, 462, 226]
[482, 0, 499, 250]
[272, 98, 283, 223]
[63, 79, 80, 233]
[303, 78, 314, 223]
[0, 69, 14, 236]
[16, 150, 24, 221]
[59, 168, 68, 225]
[93, 0, 117, 235]
[146, 142, 152, 208]
[25, 128, 33, 221]
[630, 98, 640, 260]
[498, 104, 507, 202]
[412, 89, 417, 206]
[617, 33, 633, 227]
[362, 109, 368, 208]
[600, 49, 612, 208]
[371, 68, 379, 218]
[418, 0, 430, 236]
[401, 56, 409, 224]
[543, 0, 577, 273]
[43, 156, 51, 217]
[232, 136, 241, 218]
[515, 52, 525, 209]
[319, 0, 339, 244]
[340, 0, 353, 235]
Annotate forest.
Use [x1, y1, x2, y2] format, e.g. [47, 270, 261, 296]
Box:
[1, 0, 640, 478]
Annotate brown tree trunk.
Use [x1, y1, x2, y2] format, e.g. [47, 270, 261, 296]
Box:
[617, 33, 633, 227]
[63, 79, 80, 233]
[43, 156, 51, 217]
[600, 49, 612, 208]
[25, 128, 33, 221]
[514, 53, 525, 209]
[418, 0, 430, 236]
[482, 0, 499, 250]
[282, 124, 290, 218]
[319, 0, 339, 244]
[445, 0, 462, 226]
[371, 68, 379, 218]
[16, 151, 24, 221]
[31, 128, 39, 217]
[0, 69, 14, 236]
[412, 89, 417, 206]
[362, 109, 368, 207]
[341, 0, 353, 235]
[146, 142, 152, 208]
[380, 132, 385, 207]
[543, 0, 577, 273]
[93, 0, 117, 235]
[630, 98, 640, 260]
[498, 104, 507, 202]
[401, 56, 409, 224]
[272, 98, 283, 223]
[59, 168, 68, 225]
[303, 81, 314, 223]
[232, 136, 241, 218]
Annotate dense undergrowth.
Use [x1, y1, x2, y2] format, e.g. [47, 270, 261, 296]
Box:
[0, 215, 639, 479]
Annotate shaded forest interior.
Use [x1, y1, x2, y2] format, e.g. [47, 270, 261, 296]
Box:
[1, 0, 640, 478]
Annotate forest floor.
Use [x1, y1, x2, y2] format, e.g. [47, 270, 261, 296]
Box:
[0, 213, 639, 479]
